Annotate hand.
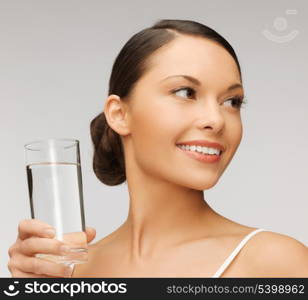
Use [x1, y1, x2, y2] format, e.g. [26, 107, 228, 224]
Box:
[8, 219, 96, 278]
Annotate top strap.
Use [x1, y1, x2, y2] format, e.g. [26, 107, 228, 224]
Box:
[211, 228, 266, 278]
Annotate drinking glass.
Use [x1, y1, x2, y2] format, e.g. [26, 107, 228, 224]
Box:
[24, 138, 87, 266]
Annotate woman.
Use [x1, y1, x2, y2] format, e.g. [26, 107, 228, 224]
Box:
[8, 19, 308, 278]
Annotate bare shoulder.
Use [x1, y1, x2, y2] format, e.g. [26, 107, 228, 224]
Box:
[243, 230, 308, 277]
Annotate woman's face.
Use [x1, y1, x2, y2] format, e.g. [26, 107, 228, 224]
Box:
[122, 35, 244, 190]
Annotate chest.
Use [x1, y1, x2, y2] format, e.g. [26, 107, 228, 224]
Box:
[72, 239, 251, 277]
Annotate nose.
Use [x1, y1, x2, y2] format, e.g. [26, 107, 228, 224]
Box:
[194, 97, 225, 134]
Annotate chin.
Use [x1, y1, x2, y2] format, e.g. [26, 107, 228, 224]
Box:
[192, 181, 218, 191]
[175, 176, 220, 191]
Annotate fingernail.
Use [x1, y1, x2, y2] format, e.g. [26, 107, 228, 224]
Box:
[60, 245, 70, 255]
[65, 265, 74, 277]
[44, 228, 55, 237]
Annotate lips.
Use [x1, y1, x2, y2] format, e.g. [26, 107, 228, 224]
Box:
[176, 145, 222, 163]
[175, 140, 225, 152]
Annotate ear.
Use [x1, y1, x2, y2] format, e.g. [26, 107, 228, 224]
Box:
[103, 94, 130, 136]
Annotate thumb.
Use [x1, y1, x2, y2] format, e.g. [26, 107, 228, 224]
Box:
[85, 226, 96, 243]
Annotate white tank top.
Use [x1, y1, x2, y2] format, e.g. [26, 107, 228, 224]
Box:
[211, 228, 266, 277]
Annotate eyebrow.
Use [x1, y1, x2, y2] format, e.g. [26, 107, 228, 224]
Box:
[160, 74, 243, 92]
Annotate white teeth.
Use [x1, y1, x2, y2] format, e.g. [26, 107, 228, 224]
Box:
[178, 144, 221, 155]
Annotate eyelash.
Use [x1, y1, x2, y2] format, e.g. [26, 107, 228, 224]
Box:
[171, 86, 247, 109]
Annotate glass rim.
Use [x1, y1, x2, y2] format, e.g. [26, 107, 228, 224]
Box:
[24, 138, 79, 151]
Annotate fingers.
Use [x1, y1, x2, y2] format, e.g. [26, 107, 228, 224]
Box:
[11, 270, 59, 278]
[18, 219, 55, 241]
[19, 237, 71, 257]
[10, 254, 74, 278]
[85, 227, 96, 243]
[9, 219, 91, 278]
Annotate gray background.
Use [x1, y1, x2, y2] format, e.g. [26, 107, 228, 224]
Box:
[1, 0, 307, 277]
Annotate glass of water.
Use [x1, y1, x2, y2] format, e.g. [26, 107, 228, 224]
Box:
[24, 138, 87, 266]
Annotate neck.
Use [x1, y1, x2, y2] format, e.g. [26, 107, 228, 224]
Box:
[120, 170, 218, 263]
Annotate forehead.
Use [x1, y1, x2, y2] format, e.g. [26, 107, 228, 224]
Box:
[141, 35, 241, 87]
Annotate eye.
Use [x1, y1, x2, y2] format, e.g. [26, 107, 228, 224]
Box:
[172, 87, 196, 99]
[171, 87, 247, 110]
[224, 96, 246, 109]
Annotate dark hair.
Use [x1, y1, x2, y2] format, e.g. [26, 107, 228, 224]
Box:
[90, 19, 242, 186]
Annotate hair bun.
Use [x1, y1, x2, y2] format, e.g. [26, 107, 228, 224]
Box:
[90, 112, 126, 186]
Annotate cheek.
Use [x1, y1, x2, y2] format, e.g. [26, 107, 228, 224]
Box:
[219, 117, 243, 173]
[228, 117, 243, 151]
[131, 101, 181, 149]
[130, 101, 183, 175]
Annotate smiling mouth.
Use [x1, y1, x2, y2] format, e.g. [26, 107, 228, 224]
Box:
[175, 144, 223, 156]
[175, 144, 223, 164]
